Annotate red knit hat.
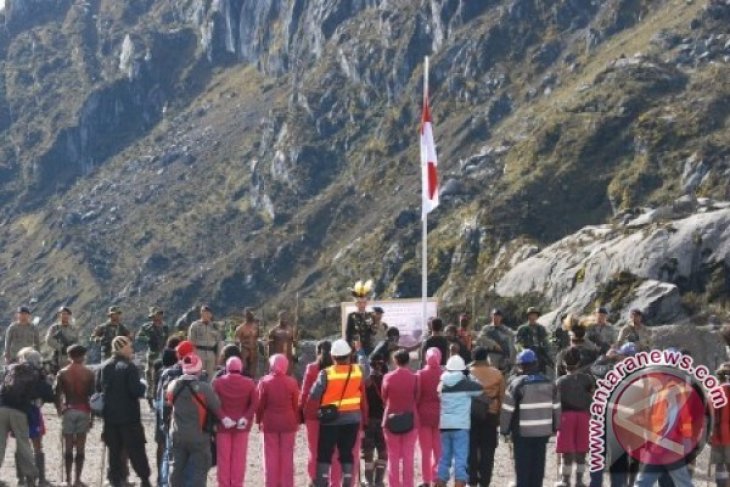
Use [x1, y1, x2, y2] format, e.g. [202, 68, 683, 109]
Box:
[176, 340, 195, 360]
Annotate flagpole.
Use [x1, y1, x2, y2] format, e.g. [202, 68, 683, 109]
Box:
[421, 56, 429, 337]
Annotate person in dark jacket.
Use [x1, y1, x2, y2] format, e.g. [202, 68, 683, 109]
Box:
[421, 318, 449, 366]
[501, 349, 561, 487]
[97, 336, 152, 487]
[370, 327, 400, 371]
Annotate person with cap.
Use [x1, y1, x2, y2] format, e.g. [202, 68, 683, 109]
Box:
[345, 280, 376, 355]
[137, 307, 169, 407]
[555, 347, 595, 487]
[371, 306, 389, 343]
[54, 344, 94, 487]
[711, 362, 730, 487]
[586, 307, 616, 355]
[382, 348, 419, 487]
[555, 319, 599, 377]
[91, 306, 131, 362]
[234, 308, 261, 378]
[156, 339, 196, 487]
[467, 346, 505, 487]
[500, 349, 561, 487]
[617, 309, 652, 352]
[45, 306, 79, 374]
[213, 356, 258, 487]
[435, 354, 484, 487]
[256, 354, 300, 487]
[476, 308, 516, 375]
[421, 318, 449, 367]
[96, 336, 152, 487]
[4, 306, 41, 365]
[188, 305, 224, 381]
[308, 338, 370, 487]
[515, 307, 551, 374]
[0, 346, 53, 486]
[267, 311, 298, 375]
[166, 353, 221, 487]
[416, 347, 442, 487]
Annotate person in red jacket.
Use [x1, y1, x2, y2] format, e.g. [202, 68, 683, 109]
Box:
[712, 363, 730, 487]
[417, 347, 442, 487]
[382, 349, 419, 487]
[213, 356, 258, 487]
[257, 354, 300, 487]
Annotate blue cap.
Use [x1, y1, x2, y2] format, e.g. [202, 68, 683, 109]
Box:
[516, 349, 537, 365]
[619, 342, 637, 357]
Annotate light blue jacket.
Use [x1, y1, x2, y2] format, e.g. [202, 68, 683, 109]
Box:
[438, 371, 483, 430]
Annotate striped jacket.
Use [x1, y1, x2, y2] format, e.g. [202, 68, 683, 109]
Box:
[500, 373, 560, 438]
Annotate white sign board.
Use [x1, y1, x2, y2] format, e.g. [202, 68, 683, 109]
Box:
[341, 298, 439, 347]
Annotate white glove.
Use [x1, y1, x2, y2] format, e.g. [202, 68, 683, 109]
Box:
[221, 416, 236, 429]
[236, 418, 248, 430]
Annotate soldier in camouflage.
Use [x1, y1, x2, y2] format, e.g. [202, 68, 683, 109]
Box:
[515, 307, 551, 374]
[45, 306, 79, 373]
[91, 306, 132, 361]
[136, 307, 169, 405]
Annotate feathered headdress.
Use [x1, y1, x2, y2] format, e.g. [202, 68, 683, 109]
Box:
[350, 279, 373, 299]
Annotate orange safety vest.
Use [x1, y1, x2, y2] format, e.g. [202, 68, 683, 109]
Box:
[650, 386, 693, 439]
[321, 365, 363, 413]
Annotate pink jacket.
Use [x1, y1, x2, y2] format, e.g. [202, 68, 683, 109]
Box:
[300, 362, 321, 421]
[381, 366, 419, 428]
[416, 364, 442, 428]
[212, 372, 258, 432]
[256, 373, 300, 433]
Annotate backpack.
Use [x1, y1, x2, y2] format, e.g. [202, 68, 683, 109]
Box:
[0, 363, 37, 410]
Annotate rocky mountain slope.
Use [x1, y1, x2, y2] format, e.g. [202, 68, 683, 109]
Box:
[0, 0, 728, 335]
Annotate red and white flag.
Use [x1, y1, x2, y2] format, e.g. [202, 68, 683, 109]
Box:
[420, 78, 439, 218]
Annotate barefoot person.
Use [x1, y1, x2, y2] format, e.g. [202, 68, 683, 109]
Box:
[234, 308, 260, 378]
[54, 344, 95, 487]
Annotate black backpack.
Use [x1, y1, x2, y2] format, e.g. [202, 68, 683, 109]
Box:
[0, 363, 37, 410]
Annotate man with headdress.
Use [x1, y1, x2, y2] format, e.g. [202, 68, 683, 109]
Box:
[267, 310, 297, 374]
[91, 306, 132, 362]
[345, 279, 376, 356]
[136, 307, 169, 406]
[235, 307, 261, 378]
[46, 306, 79, 374]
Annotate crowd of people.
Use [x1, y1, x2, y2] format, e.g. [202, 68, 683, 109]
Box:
[0, 286, 728, 487]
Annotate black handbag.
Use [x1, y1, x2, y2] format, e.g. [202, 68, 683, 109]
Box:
[385, 411, 414, 434]
[317, 365, 353, 424]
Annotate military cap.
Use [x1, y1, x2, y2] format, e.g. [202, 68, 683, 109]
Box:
[526, 306, 540, 315]
[596, 306, 608, 314]
[58, 306, 72, 315]
[107, 306, 122, 316]
[148, 306, 164, 318]
[372, 306, 385, 314]
[17, 306, 31, 314]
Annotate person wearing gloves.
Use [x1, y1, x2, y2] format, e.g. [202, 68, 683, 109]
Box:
[166, 353, 221, 486]
[308, 338, 370, 487]
[256, 354, 300, 487]
[500, 349, 561, 487]
[436, 355, 484, 487]
[417, 347, 443, 487]
[97, 335, 152, 487]
[213, 356, 258, 487]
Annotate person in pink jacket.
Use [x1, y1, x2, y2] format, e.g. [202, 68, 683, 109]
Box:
[257, 354, 300, 487]
[382, 349, 419, 487]
[416, 347, 442, 487]
[213, 356, 258, 487]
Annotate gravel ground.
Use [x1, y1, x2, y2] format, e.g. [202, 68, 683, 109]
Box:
[0, 404, 715, 486]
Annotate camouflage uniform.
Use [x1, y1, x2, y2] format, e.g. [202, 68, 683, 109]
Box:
[188, 320, 223, 381]
[45, 322, 79, 371]
[91, 321, 131, 361]
[515, 322, 551, 373]
[345, 311, 375, 355]
[136, 320, 169, 401]
[4, 322, 41, 363]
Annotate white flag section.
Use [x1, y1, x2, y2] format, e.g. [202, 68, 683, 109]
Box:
[421, 99, 439, 217]
[341, 299, 439, 347]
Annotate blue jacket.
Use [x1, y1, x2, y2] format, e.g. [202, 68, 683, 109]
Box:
[438, 371, 483, 430]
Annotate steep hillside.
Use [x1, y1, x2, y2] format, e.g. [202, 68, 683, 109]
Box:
[0, 0, 728, 335]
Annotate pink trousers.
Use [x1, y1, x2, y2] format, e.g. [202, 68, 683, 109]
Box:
[263, 431, 296, 487]
[217, 430, 249, 487]
[384, 429, 418, 487]
[418, 425, 441, 484]
[305, 420, 360, 486]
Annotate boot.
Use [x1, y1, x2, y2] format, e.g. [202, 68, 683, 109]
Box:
[374, 460, 386, 487]
[314, 462, 331, 487]
[363, 463, 374, 486]
[35, 451, 46, 486]
[341, 463, 354, 487]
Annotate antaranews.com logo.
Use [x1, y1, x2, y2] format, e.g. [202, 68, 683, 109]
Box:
[589, 349, 728, 472]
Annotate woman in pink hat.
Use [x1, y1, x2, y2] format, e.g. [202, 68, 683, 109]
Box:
[213, 356, 258, 487]
[257, 353, 300, 487]
[416, 347, 443, 487]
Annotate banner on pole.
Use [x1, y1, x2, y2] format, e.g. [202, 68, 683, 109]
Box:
[341, 298, 439, 347]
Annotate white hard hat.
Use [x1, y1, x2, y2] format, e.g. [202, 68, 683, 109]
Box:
[332, 339, 352, 357]
[446, 355, 466, 371]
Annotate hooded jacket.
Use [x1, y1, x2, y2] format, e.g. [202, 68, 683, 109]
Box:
[438, 370, 483, 430]
[416, 348, 443, 427]
[213, 369, 258, 432]
[257, 355, 300, 433]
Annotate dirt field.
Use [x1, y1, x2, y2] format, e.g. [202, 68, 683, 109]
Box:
[0, 404, 715, 486]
